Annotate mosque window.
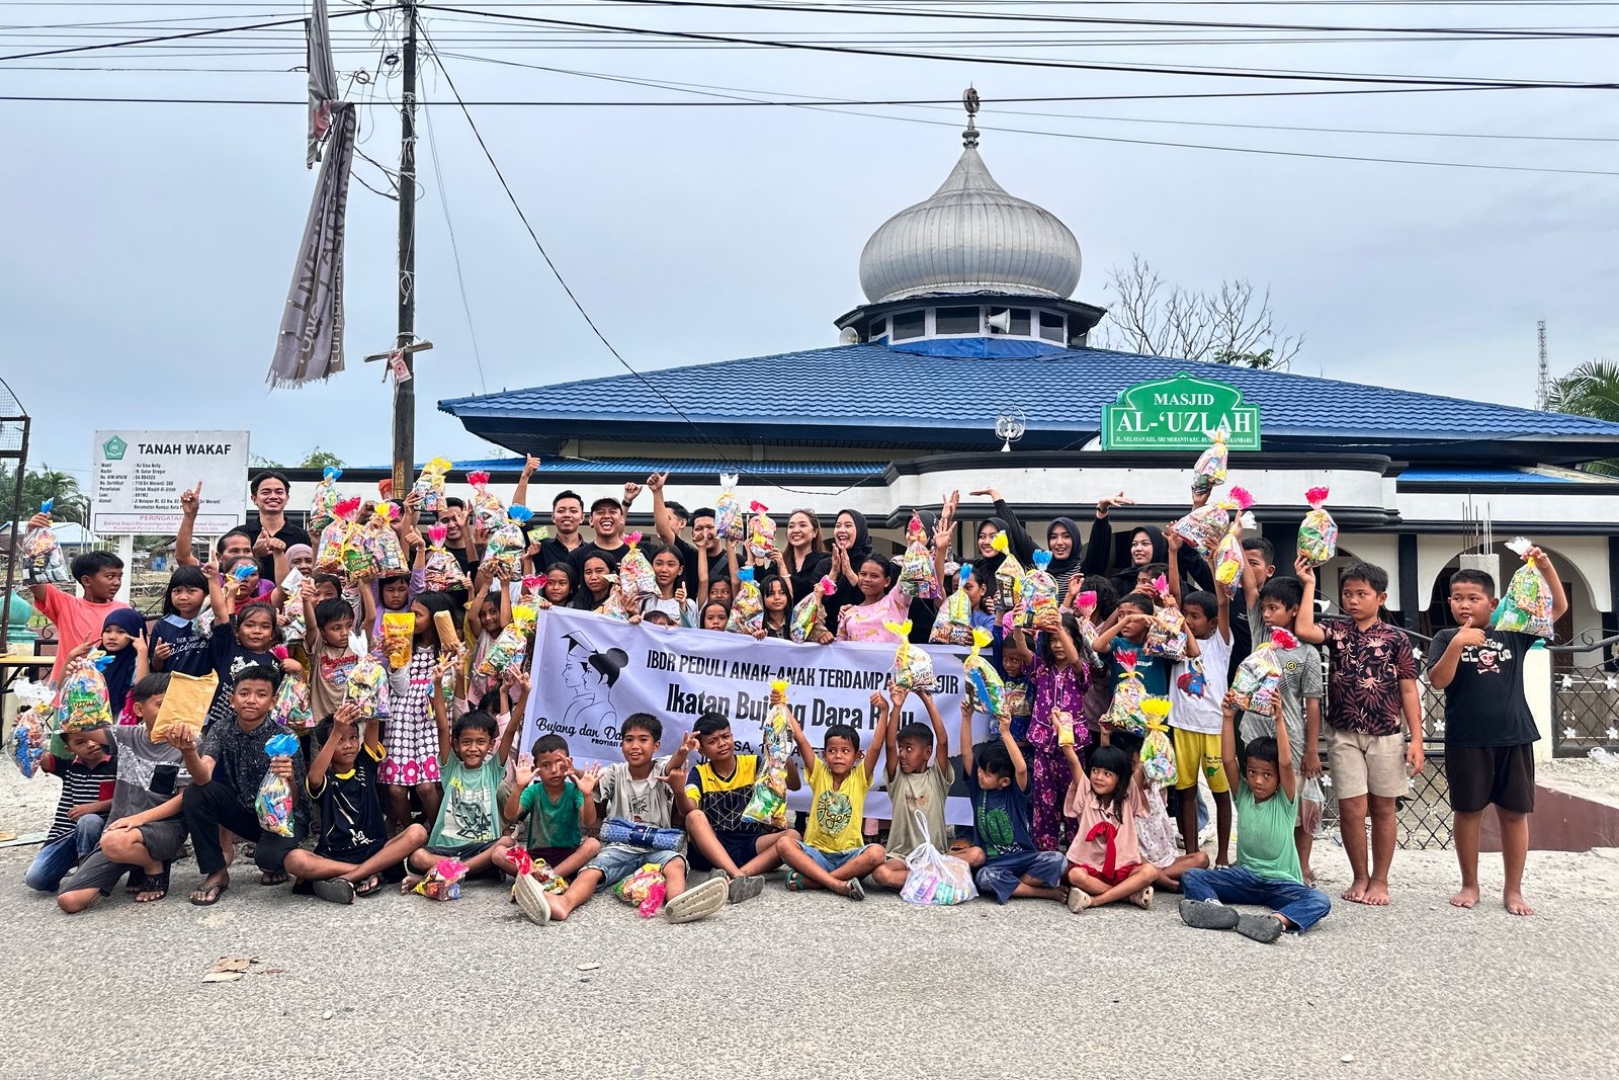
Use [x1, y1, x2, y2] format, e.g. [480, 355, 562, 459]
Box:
[1039, 310, 1066, 343]
[935, 306, 982, 335]
[892, 311, 926, 341]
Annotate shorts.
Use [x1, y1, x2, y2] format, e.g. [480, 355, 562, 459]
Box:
[57, 820, 187, 897]
[527, 845, 585, 869]
[1072, 861, 1143, 888]
[1172, 727, 1228, 793]
[585, 844, 683, 890]
[1446, 744, 1536, 815]
[318, 840, 386, 866]
[975, 850, 1066, 905]
[688, 829, 771, 873]
[1326, 727, 1407, 799]
[803, 847, 868, 875]
[427, 840, 497, 862]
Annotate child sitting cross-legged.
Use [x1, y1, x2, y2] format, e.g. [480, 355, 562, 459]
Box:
[870, 684, 954, 891]
[25, 726, 116, 896]
[1178, 696, 1332, 943]
[283, 702, 429, 904]
[534, 715, 729, 924]
[674, 711, 798, 904]
[1061, 728, 1175, 913]
[496, 734, 605, 912]
[957, 698, 1069, 906]
[777, 692, 890, 900]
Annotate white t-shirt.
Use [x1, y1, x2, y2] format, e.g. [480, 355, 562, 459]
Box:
[1170, 629, 1232, 735]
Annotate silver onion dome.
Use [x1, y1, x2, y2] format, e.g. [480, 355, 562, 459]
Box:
[858, 96, 1082, 305]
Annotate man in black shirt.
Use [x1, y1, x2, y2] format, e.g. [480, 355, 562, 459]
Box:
[648, 472, 729, 598]
[537, 489, 586, 571]
[242, 470, 311, 584]
[566, 492, 631, 580]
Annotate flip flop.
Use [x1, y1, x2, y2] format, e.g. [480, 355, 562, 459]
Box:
[845, 877, 866, 902]
[135, 866, 170, 904]
[513, 874, 552, 926]
[354, 874, 383, 898]
[784, 870, 804, 892]
[125, 870, 149, 895]
[259, 871, 289, 887]
[663, 876, 728, 924]
[312, 879, 356, 906]
[727, 875, 765, 904]
[188, 881, 229, 907]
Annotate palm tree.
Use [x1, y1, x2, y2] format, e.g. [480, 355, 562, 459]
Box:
[1547, 359, 1619, 476]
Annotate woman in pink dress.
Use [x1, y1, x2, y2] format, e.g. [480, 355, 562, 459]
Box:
[835, 556, 912, 644]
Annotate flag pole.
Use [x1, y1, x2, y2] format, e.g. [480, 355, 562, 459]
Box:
[393, 0, 419, 495]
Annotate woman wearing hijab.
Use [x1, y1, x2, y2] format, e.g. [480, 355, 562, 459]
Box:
[1085, 492, 1214, 597]
[100, 607, 149, 725]
[965, 489, 1037, 586]
[825, 508, 871, 630]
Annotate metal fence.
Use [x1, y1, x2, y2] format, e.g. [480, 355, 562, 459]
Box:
[1548, 636, 1619, 759]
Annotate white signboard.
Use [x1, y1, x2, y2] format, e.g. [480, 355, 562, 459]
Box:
[92, 430, 250, 534]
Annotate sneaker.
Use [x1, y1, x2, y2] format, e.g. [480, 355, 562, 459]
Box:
[1236, 913, 1285, 943]
[664, 875, 728, 924]
[727, 875, 764, 904]
[1179, 898, 1239, 930]
[513, 874, 552, 926]
[1066, 888, 1091, 914]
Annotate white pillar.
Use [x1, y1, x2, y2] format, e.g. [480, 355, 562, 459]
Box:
[1524, 642, 1555, 764]
[116, 534, 135, 604]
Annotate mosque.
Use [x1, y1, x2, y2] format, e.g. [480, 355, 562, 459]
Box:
[420, 96, 1619, 650]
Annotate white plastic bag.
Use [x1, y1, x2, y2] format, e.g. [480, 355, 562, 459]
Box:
[900, 811, 978, 906]
[1300, 775, 1325, 837]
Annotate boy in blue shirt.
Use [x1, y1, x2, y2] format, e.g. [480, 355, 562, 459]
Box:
[957, 698, 1068, 905]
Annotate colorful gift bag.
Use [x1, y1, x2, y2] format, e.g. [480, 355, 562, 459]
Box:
[56, 652, 115, 732]
[1230, 628, 1296, 713]
[747, 501, 777, 561]
[1107, 649, 1149, 734]
[1139, 699, 1178, 786]
[610, 864, 667, 918]
[413, 857, 470, 901]
[307, 467, 344, 534]
[991, 531, 1024, 613]
[1213, 513, 1254, 599]
[742, 680, 794, 828]
[1015, 550, 1058, 630]
[887, 624, 936, 692]
[963, 628, 1007, 719]
[466, 470, 507, 534]
[1144, 575, 1188, 660]
[899, 812, 978, 906]
[791, 576, 837, 643]
[898, 512, 941, 600]
[1191, 426, 1230, 496]
[411, 456, 452, 514]
[21, 500, 70, 585]
[254, 730, 303, 837]
[315, 496, 362, 573]
[478, 606, 535, 676]
[423, 524, 469, 593]
[365, 504, 407, 575]
[1297, 487, 1338, 567]
[484, 506, 533, 576]
[714, 473, 745, 543]
[1494, 536, 1555, 637]
[1172, 487, 1254, 558]
[930, 566, 978, 645]
[615, 532, 659, 607]
[268, 674, 312, 731]
[344, 653, 387, 719]
[726, 567, 763, 634]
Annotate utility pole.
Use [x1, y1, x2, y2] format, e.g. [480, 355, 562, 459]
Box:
[1537, 319, 1549, 411]
[392, 0, 418, 494]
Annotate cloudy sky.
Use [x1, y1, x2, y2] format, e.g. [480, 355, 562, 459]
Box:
[4, 2, 1616, 482]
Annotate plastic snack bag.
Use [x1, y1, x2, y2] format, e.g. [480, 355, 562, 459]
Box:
[307, 467, 344, 534]
[1494, 537, 1555, 638]
[726, 567, 763, 634]
[898, 512, 941, 600]
[1107, 650, 1149, 734]
[900, 812, 978, 907]
[478, 605, 535, 677]
[481, 505, 532, 577]
[611, 863, 667, 918]
[886, 623, 936, 692]
[465, 470, 507, 533]
[742, 680, 794, 828]
[615, 531, 659, 607]
[1299, 776, 1326, 837]
[1297, 487, 1338, 568]
[254, 730, 302, 837]
[314, 496, 361, 573]
[1144, 576, 1188, 661]
[747, 501, 777, 561]
[1213, 513, 1255, 599]
[791, 576, 837, 643]
[411, 456, 452, 514]
[1014, 550, 1059, 630]
[1172, 487, 1254, 558]
[56, 652, 115, 732]
[1139, 698, 1178, 786]
[423, 524, 469, 593]
[1231, 628, 1296, 713]
[714, 473, 745, 543]
[382, 612, 416, 669]
[1137, 785, 1180, 869]
[1191, 425, 1230, 496]
[962, 628, 1006, 720]
[20, 499, 71, 585]
[268, 674, 312, 731]
[1073, 589, 1101, 643]
[9, 705, 48, 779]
[599, 818, 684, 852]
[413, 857, 470, 901]
[364, 504, 407, 575]
[344, 652, 387, 719]
[930, 566, 978, 645]
[991, 531, 1024, 613]
[593, 578, 634, 623]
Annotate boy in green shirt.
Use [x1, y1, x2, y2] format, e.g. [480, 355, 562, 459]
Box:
[495, 733, 603, 886]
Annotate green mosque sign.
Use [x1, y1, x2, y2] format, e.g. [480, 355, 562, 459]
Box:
[1101, 373, 1261, 451]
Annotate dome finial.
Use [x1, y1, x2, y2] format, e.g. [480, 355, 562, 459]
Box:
[962, 85, 980, 149]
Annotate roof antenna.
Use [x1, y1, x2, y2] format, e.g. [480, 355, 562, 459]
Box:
[962, 85, 980, 149]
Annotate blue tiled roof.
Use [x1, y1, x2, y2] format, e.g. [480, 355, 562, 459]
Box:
[440, 341, 1619, 449]
[1399, 468, 1592, 485]
[358, 457, 887, 478]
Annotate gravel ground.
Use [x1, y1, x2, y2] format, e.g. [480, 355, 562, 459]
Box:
[2, 766, 1617, 1078]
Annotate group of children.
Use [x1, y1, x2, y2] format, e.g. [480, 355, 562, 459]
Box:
[13, 465, 1564, 933]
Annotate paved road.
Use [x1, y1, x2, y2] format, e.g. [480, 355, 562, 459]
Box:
[1, 841, 1616, 1079]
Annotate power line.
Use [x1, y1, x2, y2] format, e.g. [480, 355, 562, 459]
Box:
[0, 6, 385, 62]
[419, 73, 489, 394]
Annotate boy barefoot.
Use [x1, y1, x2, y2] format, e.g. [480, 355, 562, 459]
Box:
[871, 685, 954, 891]
[777, 693, 889, 899]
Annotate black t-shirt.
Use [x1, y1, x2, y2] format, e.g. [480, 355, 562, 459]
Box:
[567, 541, 626, 583]
[243, 516, 311, 584]
[537, 534, 585, 576]
[311, 745, 389, 861]
[1428, 628, 1540, 746]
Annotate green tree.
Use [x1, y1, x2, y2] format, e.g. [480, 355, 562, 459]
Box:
[299, 447, 345, 470]
[1547, 358, 1619, 476]
[0, 464, 90, 527]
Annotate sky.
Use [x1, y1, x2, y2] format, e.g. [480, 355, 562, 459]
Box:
[4, 1, 1617, 483]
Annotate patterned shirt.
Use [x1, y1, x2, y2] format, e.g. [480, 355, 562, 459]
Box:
[1317, 617, 1417, 737]
[40, 749, 118, 843]
[1025, 656, 1091, 754]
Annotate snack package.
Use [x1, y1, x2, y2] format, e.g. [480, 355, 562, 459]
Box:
[1144, 575, 1188, 661]
[991, 531, 1024, 613]
[714, 473, 745, 543]
[423, 524, 470, 593]
[344, 652, 387, 719]
[898, 512, 941, 600]
[382, 612, 416, 669]
[1299, 776, 1326, 838]
[791, 576, 837, 643]
[742, 680, 794, 828]
[1015, 550, 1058, 629]
[255, 730, 303, 837]
[465, 470, 507, 533]
[1073, 589, 1101, 643]
[1213, 513, 1255, 599]
[1297, 487, 1339, 567]
[726, 567, 763, 634]
[20, 499, 70, 585]
[268, 674, 312, 731]
[413, 857, 470, 901]
[483, 505, 533, 577]
[1139, 698, 1178, 786]
[1191, 425, 1229, 496]
[364, 504, 406, 575]
[886, 623, 936, 692]
[478, 605, 535, 677]
[1137, 785, 1181, 869]
[593, 579, 634, 623]
[411, 456, 452, 514]
[315, 496, 363, 573]
[610, 863, 667, 918]
[55, 652, 115, 732]
[899, 811, 978, 907]
[615, 531, 659, 607]
[152, 671, 217, 743]
[962, 628, 1006, 719]
[9, 705, 48, 778]
[1172, 486, 1254, 558]
[517, 575, 548, 609]
[747, 501, 777, 561]
[1107, 649, 1149, 734]
[279, 568, 306, 639]
[1230, 628, 1297, 714]
[307, 466, 344, 534]
[930, 566, 978, 645]
[1493, 537, 1555, 638]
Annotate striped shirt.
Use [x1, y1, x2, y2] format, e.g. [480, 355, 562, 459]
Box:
[40, 748, 119, 843]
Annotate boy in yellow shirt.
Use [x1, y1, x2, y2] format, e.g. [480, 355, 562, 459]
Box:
[777, 691, 890, 899]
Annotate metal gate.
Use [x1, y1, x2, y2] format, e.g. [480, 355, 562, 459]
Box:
[1548, 637, 1619, 758]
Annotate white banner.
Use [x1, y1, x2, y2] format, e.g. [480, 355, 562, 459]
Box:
[521, 606, 993, 824]
[92, 430, 249, 534]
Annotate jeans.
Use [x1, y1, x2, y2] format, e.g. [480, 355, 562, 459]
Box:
[24, 814, 105, 892]
[1181, 865, 1331, 932]
[181, 782, 301, 876]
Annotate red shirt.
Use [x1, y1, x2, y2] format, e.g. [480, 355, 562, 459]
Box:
[33, 585, 130, 683]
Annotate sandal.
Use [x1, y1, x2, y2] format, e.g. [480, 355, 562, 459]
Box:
[188, 880, 229, 906]
[135, 866, 170, 903]
[258, 871, 289, 887]
[312, 879, 356, 906]
[784, 870, 804, 891]
[354, 874, 383, 898]
[125, 870, 150, 895]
